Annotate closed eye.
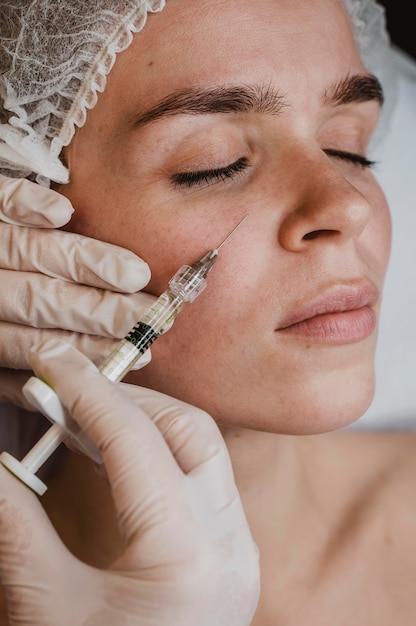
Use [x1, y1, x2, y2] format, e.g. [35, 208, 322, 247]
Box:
[172, 157, 250, 188]
[324, 148, 376, 169]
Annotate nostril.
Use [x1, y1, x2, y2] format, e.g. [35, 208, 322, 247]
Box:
[303, 229, 339, 240]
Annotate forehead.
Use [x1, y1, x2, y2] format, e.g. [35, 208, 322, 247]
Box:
[100, 0, 365, 115]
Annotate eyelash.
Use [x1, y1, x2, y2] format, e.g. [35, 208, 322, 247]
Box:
[171, 148, 374, 190]
[324, 148, 376, 169]
[172, 157, 249, 188]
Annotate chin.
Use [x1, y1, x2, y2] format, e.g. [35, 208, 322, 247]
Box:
[256, 373, 376, 436]
[210, 367, 377, 437]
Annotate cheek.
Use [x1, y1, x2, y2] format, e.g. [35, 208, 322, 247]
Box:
[126, 255, 265, 402]
[59, 177, 240, 299]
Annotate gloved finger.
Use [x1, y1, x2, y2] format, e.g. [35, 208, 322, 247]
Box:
[119, 383, 227, 474]
[119, 384, 240, 518]
[0, 174, 73, 228]
[0, 223, 151, 292]
[0, 270, 156, 335]
[117, 386, 257, 578]
[29, 341, 186, 526]
[0, 322, 152, 370]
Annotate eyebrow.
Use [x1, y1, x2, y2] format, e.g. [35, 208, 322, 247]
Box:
[324, 73, 384, 107]
[132, 73, 384, 129]
[132, 84, 287, 127]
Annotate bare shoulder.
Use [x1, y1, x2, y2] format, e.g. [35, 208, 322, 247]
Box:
[331, 429, 416, 483]
[324, 431, 416, 596]
[299, 430, 416, 625]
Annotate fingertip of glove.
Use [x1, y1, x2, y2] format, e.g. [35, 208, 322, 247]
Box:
[0, 177, 74, 228]
[29, 340, 99, 384]
[98, 251, 152, 292]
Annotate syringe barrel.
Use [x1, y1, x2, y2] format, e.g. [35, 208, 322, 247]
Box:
[98, 290, 185, 382]
[99, 338, 148, 382]
[139, 289, 185, 334]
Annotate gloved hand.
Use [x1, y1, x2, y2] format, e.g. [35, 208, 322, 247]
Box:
[0, 340, 260, 626]
[0, 174, 156, 409]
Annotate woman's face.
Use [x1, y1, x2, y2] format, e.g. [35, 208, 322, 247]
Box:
[58, 0, 391, 434]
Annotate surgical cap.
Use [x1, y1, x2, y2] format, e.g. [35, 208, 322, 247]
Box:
[0, 0, 394, 186]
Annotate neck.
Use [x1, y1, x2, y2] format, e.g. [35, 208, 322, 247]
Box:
[219, 426, 365, 585]
[220, 426, 314, 532]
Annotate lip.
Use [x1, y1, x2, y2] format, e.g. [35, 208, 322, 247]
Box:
[276, 282, 379, 343]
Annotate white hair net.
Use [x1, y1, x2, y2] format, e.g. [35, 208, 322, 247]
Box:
[0, 0, 165, 185]
[0, 0, 394, 186]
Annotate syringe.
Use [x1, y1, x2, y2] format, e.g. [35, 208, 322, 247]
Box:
[98, 247, 219, 383]
[0, 214, 249, 495]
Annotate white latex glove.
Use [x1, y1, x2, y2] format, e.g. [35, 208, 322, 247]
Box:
[0, 175, 156, 409]
[0, 340, 260, 626]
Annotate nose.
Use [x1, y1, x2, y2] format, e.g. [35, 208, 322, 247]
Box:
[278, 152, 371, 252]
